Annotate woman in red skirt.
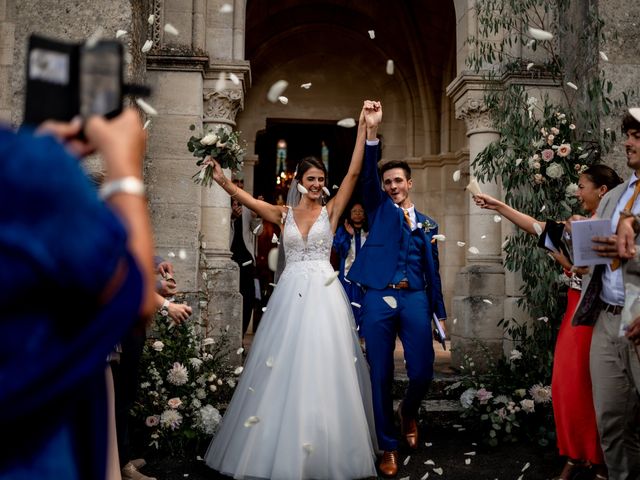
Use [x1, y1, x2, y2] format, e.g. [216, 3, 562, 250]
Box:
[474, 164, 622, 480]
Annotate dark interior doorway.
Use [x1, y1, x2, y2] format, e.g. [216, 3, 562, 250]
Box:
[254, 119, 360, 207]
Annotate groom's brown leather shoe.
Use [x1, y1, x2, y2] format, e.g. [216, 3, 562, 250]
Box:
[397, 402, 418, 449]
[379, 450, 399, 477]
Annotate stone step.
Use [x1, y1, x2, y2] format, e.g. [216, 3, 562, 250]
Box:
[392, 373, 464, 400]
[391, 398, 464, 426]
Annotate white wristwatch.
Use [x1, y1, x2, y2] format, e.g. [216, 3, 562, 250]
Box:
[159, 299, 170, 317]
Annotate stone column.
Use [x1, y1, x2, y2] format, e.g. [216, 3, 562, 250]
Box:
[447, 74, 504, 370]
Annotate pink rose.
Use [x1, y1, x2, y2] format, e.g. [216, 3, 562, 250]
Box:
[167, 397, 183, 409]
[145, 415, 160, 427]
[541, 149, 555, 162]
[534, 173, 544, 184]
[557, 143, 571, 157]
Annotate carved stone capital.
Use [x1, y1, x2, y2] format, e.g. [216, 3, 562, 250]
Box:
[202, 88, 243, 128]
[456, 98, 496, 135]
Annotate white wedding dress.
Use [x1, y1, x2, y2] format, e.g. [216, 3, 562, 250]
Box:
[205, 206, 378, 480]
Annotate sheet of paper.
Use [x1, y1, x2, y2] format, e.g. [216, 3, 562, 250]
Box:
[571, 218, 613, 266]
[432, 313, 447, 351]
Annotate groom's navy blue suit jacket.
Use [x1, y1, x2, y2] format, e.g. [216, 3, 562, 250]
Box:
[347, 143, 447, 320]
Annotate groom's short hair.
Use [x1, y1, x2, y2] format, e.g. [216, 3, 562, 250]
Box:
[379, 160, 411, 180]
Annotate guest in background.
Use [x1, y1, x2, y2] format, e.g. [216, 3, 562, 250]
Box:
[333, 202, 368, 332]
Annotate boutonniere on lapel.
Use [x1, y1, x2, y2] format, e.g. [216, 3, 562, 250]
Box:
[416, 220, 446, 244]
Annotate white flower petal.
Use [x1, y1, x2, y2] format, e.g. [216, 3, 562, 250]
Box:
[297, 183, 309, 195]
[147, 14, 155, 24]
[468, 246, 480, 254]
[465, 458, 471, 465]
[277, 95, 289, 105]
[453, 170, 461, 182]
[168, 251, 176, 258]
[501, 239, 509, 249]
[242, 260, 252, 267]
[425, 460, 435, 465]
[136, 98, 158, 116]
[386, 59, 395, 75]
[350, 302, 361, 308]
[302, 443, 313, 454]
[143, 119, 151, 130]
[432, 234, 446, 242]
[528, 26, 553, 41]
[229, 72, 240, 85]
[164, 23, 179, 36]
[243, 416, 260, 427]
[300, 82, 312, 89]
[599, 51, 609, 61]
[368, 29, 376, 39]
[219, 3, 233, 13]
[493, 215, 502, 223]
[526, 39, 535, 48]
[521, 462, 531, 472]
[464, 451, 476, 456]
[481, 234, 487, 239]
[452, 318, 457, 324]
[433, 467, 443, 476]
[483, 299, 493, 305]
[267, 80, 289, 103]
[337, 117, 356, 128]
[178, 249, 187, 260]
[237, 347, 244, 355]
[566, 81, 578, 90]
[215, 73, 227, 92]
[116, 29, 127, 39]
[457, 241, 466, 247]
[421, 473, 430, 480]
[532, 222, 543, 236]
[234, 366, 244, 375]
[425, 442, 433, 447]
[261, 306, 267, 312]
[540, 205, 546, 212]
[403, 456, 411, 466]
[383, 296, 397, 309]
[332, 184, 339, 189]
[253, 224, 262, 235]
[324, 271, 339, 286]
[526, 62, 534, 70]
[141, 39, 153, 53]
[322, 186, 331, 196]
[515, 158, 523, 166]
[271, 233, 279, 243]
[266, 356, 274, 368]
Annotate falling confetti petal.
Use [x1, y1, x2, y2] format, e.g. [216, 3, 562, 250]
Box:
[141, 39, 153, 53]
[453, 170, 461, 182]
[468, 246, 480, 254]
[526, 39, 535, 48]
[337, 118, 356, 128]
[244, 416, 260, 427]
[261, 306, 267, 312]
[116, 29, 127, 38]
[400, 477, 410, 480]
[253, 224, 262, 234]
[494, 215, 502, 223]
[522, 462, 530, 472]
[517, 476, 523, 480]
[351, 302, 361, 308]
[433, 467, 443, 475]
[297, 183, 309, 195]
[404, 456, 411, 466]
[540, 205, 546, 212]
[526, 62, 534, 70]
[483, 299, 493, 305]
[332, 184, 339, 189]
[237, 347, 244, 355]
[267, 80, 288, 103]
[215, 73, 227, 92]
[178, 249, 187, 260]
[425, 442, 433, 447]
[528, 26, 553, 41]
[303, 443, 313, 454]
[515, 158, 523, 166]
[147, 14, 155, 24]
[164, 23, 179, 36]
[425, 460, 435, 465]
[383, 296, 397, 309]
[432, 234, 446, 242]
[465, 458, 471, 465]
[278, 96, 289, 105]
[481, 235, 487, 239]
[234, 366, 243, 375]
[533, 222, 543, 235]
[421, 473, 430, 480]
[322, 186, 330, 196]
[457, 241, 466, 247]
[599, 51, 609, 61]
[229, 72, 240, 85]
[220, 3, 233, 13]
[265, 356, 274, 368]
[143, 119, 151, 130]
[368, 29, 375, 39]
[566, 81, 578, 90]
[386, 59, 395, 75]
[242, 260, 252, 267]
[464, 451, 476, 456]
[324, 271, 340, 286]
[501, 239, 509, 249]
[453, 318, 457, 324]
[271, 233, 278, 243]
[136, 98, 158, 116]
[300, 82, 312, 89]
[167, 251, 176, 258]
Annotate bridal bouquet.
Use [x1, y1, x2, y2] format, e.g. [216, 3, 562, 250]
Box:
[188, 126, 246, 187]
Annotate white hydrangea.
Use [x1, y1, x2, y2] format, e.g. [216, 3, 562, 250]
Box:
[197, 404, 222, 434]
[460, 388, 477, 409]
[195, 388, 207, 400]
[189, 358, 203, 370]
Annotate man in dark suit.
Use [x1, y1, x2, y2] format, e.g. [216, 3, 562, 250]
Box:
[348, 102, 446, 477]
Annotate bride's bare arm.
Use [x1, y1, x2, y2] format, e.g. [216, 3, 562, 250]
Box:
[209, 159, 286, 225]
[327, 101, 374, 230]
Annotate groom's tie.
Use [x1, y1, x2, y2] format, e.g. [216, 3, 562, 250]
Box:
[402, 208, 412, 228]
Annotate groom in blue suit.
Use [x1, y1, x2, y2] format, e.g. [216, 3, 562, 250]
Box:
[348, 102, 447, 477]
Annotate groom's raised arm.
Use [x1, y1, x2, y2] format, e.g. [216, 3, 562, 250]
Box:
[360, 101, 384, 218]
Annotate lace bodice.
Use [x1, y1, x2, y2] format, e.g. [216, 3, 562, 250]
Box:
[283, 206, 333, 264]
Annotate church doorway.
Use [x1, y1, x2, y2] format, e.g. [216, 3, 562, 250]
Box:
[254, 119, 359, 205]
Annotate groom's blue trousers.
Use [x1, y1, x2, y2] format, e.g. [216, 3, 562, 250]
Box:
[361, 288, 434, 452]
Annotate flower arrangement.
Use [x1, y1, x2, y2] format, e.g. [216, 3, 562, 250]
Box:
[188, 125, 246, 187]
[133, 314, 243, 456]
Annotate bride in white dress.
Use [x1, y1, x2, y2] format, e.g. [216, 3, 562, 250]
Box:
[204, 101, 381, 480]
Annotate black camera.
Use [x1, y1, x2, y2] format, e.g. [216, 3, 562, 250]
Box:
[23, 34, 149, 126]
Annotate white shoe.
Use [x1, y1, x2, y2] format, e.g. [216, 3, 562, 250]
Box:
[122, 462, 156, 480]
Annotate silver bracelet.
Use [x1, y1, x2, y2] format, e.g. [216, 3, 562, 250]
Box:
[99, 176, 145, 200]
